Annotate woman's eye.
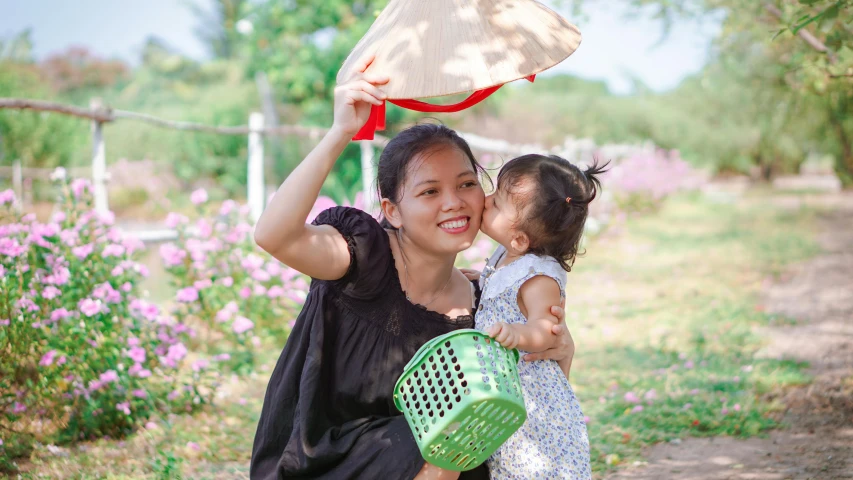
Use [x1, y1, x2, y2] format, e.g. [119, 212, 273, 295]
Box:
[461, 181, 478, 188]
[421, 189, 438, 196]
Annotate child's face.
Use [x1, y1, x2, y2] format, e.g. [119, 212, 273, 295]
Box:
[480, 179, 530, 252]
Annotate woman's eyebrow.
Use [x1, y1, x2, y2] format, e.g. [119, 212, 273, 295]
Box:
[413, 171, 476, 187]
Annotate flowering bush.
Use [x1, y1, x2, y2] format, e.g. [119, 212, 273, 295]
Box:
[0, 174, 220, 472]
[157, 189, 314, 372]
[600, 150, 708, 214]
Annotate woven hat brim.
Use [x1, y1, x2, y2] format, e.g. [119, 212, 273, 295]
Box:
[337, 0, 582, 100]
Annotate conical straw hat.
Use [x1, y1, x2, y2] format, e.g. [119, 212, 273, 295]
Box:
[337, 0, 582, 100]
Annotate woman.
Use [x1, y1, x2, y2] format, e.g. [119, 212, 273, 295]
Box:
[250, 56, 575, 480]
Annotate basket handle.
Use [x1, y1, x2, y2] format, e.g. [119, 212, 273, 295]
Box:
[394, 329, 520, 411]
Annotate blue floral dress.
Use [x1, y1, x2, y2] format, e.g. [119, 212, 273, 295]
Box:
[476, 246, 591, 479]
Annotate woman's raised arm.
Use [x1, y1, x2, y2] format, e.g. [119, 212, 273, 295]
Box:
[253, 57, 388, 279]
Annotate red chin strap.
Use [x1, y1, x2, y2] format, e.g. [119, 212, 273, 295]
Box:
[353, 75, 536, 141]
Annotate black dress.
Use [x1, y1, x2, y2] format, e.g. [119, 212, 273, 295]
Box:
[250, 207, 489, 480]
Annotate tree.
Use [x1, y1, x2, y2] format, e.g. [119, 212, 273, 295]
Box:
[190, 0, 249, 59]
[567, 0, 853, 182]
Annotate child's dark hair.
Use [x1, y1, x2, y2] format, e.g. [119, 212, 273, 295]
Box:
[376, 123, 492, 229]
[498, 154, 608, 272]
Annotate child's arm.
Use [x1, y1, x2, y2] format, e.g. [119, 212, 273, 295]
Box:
[486, 275, 562, 352]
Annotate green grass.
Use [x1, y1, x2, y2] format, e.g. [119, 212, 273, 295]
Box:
[568, 193, 819, 472]
[16, 192, 823, 478]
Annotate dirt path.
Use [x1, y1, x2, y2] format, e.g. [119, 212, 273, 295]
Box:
[605, 193, 853, 480]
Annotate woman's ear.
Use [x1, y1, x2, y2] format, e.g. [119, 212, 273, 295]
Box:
[509, 231, 530, 254]
[380, 198, 403, 228]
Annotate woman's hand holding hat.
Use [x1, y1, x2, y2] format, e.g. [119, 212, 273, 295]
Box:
[332, 55, 389, 138]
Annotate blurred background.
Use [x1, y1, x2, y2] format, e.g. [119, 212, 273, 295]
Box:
[1, 1, 851, 479]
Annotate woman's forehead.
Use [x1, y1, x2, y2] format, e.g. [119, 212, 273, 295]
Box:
[405, 146, 475, 181]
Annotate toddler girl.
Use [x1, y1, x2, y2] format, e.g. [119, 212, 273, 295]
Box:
[476, 154, 606, 479]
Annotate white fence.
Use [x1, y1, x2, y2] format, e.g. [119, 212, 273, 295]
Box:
[0, 97, 656, 241]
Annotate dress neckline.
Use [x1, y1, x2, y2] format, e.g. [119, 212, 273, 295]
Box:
[383, 229, 477, 325]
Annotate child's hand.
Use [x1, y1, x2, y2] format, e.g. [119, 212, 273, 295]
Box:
[486, 322, 519, 350]
[460, 268, 481, 281]
[332, 55, 389, 136]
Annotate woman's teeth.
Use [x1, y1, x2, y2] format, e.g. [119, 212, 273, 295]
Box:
[439, 218, 468, 229]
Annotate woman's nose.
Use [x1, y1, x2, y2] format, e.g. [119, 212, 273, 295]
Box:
[441, 191, 464, 210]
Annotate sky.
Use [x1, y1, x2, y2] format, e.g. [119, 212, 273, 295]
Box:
[0, 0, 721, 95]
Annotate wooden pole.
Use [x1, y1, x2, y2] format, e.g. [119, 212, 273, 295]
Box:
[360, 141, 376, 214]
[248, 112, 265, 223]
[90, 99, 108, 215]
[12, 159, 23, 213]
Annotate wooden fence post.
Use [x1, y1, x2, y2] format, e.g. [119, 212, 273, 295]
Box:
[360, 141, 376, 214]
[90, 99, 108, 215]
[248, 112, 265, 223]
[12, 159, 23, 213]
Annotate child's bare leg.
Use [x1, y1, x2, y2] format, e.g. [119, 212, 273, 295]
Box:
[414, 462, 460, 480]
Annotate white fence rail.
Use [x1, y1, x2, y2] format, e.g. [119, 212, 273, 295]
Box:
[0, 97, 656, 242]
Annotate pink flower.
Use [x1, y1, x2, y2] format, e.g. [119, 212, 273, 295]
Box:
[128, 363, 151, 377]
[214, 353, 231, 361]
[631, 405, 644, 413]
[267, 286, 285, 298]
[128, 337, 140, 347]
[191, 359, 209, 372]
[121, 282, 132, 292]
[241, 253, 265, 272]
[690, 388, 700, 395]
[583, 416, 590, 424]
[252, 269, 271, 282]
[176, 287, 199, 303]
[734, 404, 741, 412]
[99, 370, 119, 383]
[167, 390, 181, 401]
[219, 276, 234, 287]
[164, 212, 188, 229]
[190, 188, 208, 205]
[239, 286, 252, 299]
[132, 389, 148, 398]
[127, 346, 146, 363]
[42, 286, 61, 300]
[253, 285, 267, 296]
[683, 403, 692, 410]
[265, 262, 282, 276]
[167, 343, 188, 363]
[644, 389, 657, 401]
[187, 441, 201, 451]
[102, 244, 125, 257]
[12, 402, 27, 414]
[216, 308, 233, 323]
[219, 199, 237, 216]
[624, 392, 640, 403]
[0, 189, 16, 205]
[116, 402, 131, 415]
[684, 360, 694, 369]
[159, 243, 187, 267]
[50, 308, 71, 322]
[721, 408, 729, 415]
[39, 350, 58, 366]
[193, 279, 212, 290]
[72, 243, 94, 260]
[232, 316, 254, 334]
[79, 298, 105, 317]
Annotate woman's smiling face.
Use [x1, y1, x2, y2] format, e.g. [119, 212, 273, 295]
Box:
[384, 145, 485, 255]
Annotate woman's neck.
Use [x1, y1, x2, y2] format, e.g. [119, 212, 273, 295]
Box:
[393, 231, 457, 300]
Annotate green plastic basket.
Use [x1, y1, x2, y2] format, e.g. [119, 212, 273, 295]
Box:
[393, 329, 527, 471]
